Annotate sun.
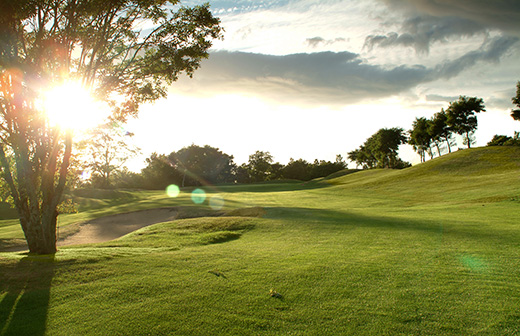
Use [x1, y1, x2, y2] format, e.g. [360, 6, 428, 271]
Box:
[42, 80, 108, 132]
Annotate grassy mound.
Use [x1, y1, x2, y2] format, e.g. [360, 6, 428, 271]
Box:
[327, 146, 520, 206]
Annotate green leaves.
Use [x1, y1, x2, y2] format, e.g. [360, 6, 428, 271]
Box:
[446, 96, 485, 148]
[349, 128, 409, 169]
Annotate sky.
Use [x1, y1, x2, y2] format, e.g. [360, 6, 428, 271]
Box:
[125, 0, 520, 170]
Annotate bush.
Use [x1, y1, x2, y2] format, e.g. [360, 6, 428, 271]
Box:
[487, 133, 520, 146]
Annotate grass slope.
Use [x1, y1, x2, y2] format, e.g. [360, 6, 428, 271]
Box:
[1, 146, 520, 335]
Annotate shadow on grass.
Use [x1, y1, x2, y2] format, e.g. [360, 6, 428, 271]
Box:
[265, 206, 517, 244]
[211, 181, 329, 194]
[0, 255, 54, 336]
[0, 239, 27, 253]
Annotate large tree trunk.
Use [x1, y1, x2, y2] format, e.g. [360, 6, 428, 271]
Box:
[20, 207, 58, 254]
[0, 132, 72, 255]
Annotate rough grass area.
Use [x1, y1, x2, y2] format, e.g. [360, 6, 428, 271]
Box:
[0, 147, 520, 335]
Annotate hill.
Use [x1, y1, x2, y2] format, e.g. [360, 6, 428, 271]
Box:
[326, 146, 520, 206]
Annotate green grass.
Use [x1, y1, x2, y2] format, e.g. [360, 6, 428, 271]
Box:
[1, 146, 520, 335]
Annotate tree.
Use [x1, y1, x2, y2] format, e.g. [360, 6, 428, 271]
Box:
[140, 153, 181, 190]
[349, 128, 409, 169]
[366, 127, 408, 168]
[446, 96, 486, 149]
[310, 155, 347, 179]
[234, 164, 251, 184]
[83, 123, 140, 188]
[429, 109, 454, 154]
[282, 158, 311, 181]
[409, 117, 432, 163]
[487, 133, 520, 146]
[168, 144, 236, 187]
[247, 151, 274, 183]
[512, 81, 520, 121]
[348, 146, 376, 169]
[0, 1, 223, 254]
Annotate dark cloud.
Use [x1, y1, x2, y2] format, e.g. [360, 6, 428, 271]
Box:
[174, 37, 517, 106]
[175, 51, 427, 105]
[306, 37, 325, 48]
[369, 0, 520, 54]
[434, 35, 519, 79]
[381, 0, 520, 34]
[306, 37, 346, 48]
[365, 15, 486, 53]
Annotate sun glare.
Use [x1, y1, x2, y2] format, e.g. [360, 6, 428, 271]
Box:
[42, 81, 108, 131]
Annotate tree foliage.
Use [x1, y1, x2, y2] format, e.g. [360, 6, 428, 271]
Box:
[512, 81, 520, 121]
[140, 152, 179, 190]
[168, 144, 236, 187]
[408, 117, 432, 163]
[283, 158, 311, 181]
[82, 123, 140, 188]
[0, 0, 222, 254]
[487, 133, 520, 146]
[446, 96, 486, 149]
[246, 150, 274, 183]
[429, 109, 453, 154]
[349, 128, 409, 169]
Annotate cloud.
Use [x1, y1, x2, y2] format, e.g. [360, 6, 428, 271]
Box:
[368, 0, 520, 54]
[365, 15, 487, 54]
[434, 35, 519, 78]
[172, 35, 517, 106]
[306, 37, 346, 48]
[306, 37, 325, 48]
[174, 51, 428, 105]
[380, 0, 520, 35]
[425, 94, 458, 103]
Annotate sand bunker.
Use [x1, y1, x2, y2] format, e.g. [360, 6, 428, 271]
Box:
[3, 206, 264, 252]
[58, 207, 179, 247]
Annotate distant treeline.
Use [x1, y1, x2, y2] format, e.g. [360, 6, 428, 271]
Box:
[84, 145, 348, 189]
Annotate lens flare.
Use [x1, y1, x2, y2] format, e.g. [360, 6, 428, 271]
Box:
[209, 195, 225, 210]
[191, 188, 206, 204]
[166, 184, 180, 198]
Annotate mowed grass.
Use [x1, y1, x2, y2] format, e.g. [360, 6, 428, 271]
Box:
[1, 146, 520, 335]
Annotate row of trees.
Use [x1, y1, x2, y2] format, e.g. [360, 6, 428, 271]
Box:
[347, 95, 492, 168]
[409, 96, 486, 162]
[84, 145, 348, 190]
